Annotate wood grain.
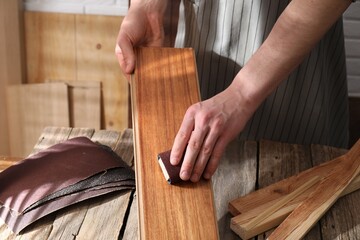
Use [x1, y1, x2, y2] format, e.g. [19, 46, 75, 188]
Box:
[131, 47, 218, 239]
[0, 0, 24, 155]
[6, 83, 70, 157]
[268, 139, 360, 240]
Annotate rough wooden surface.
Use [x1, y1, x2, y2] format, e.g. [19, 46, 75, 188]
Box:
[131, 47, 218, 239]
[212, 140, 257, 240]
[0, 127, 136, 240]
[0, 0, 24, 156]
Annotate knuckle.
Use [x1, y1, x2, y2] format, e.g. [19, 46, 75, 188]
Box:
[202, 145, 212, 155]
[189, 139, 201, 151]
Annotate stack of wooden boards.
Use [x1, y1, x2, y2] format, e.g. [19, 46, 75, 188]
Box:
[6, 81, 101, 157]
[229, 139, 360, 239]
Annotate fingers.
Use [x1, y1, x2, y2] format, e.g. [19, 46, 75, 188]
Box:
[115, 34, 136, 75]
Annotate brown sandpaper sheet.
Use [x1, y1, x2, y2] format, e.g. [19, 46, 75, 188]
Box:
[0, 185, 133, 233]
[0, 137, 125, 214]
[0, 136, 135, 233]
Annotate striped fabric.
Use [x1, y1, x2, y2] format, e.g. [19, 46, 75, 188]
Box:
[175, 0, 349, 148]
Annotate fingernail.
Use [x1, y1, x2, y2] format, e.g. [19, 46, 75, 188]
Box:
[180, 171, 189, 180]
[203, 173, 211, 179]
[191, 174, 199, 182]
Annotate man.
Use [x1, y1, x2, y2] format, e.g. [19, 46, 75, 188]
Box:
[116, 0, 353, 182]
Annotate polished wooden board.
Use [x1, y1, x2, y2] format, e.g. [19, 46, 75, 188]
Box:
[131, 47, 218, 239]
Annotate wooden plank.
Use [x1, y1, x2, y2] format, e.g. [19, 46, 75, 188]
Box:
[67, 81, 101, 130]
[228, 141, 318, 239]
[76, 191, 132, 240]
[113, 129, 134, 168]
[75, 14, 128, 130]
[122, 191, 138, 240]
[0, 0, 24, 156]
[24, 12, 76, 83]
[311, 144, 360, 239]
[268, 140, 360, 239]
[7, 83, 70, 157]
[131, 47, 218, 239]
[229, 143, 360, 239]
[212, 140, 257, 240]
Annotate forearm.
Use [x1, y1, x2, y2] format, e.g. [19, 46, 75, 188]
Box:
[232, 0, 352, 109]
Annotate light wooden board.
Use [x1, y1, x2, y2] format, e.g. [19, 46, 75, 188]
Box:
[131, 47, 218, 239]
[24, 12, 76, 83]
[0, 0, 24, 155]
[7, 83, 70, 157]
[310, 144, 360, 239]
[50, 80, 102, 130]
[24, 12, 129, 130]
[268, 140, 360, 239]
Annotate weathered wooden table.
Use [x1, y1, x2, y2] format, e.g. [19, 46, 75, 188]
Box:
[1, 127, 359, 239]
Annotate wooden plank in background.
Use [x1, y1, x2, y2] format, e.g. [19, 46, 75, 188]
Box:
[6, 83, 70, 157]
[0, 0, 25, 156]
[131, 47, 218, 239]
[75, 14, 128, 130]
[24, 12, 77, 83]
[24, 12, 128, 130]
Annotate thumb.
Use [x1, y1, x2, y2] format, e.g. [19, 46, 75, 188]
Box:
[115, 36, 136, 74]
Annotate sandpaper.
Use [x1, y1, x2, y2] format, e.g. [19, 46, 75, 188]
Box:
[0, 137, 125, 214]
[0, 185, 132, 233]
[0, 136, 136, 233]
[158, 150, 182, 184]
[24, 167, 135, 213]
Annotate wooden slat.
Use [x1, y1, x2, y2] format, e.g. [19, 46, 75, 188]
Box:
[7, 83, 70, 157]
[212, 140, 257, 240]
[268, 140, 360, 239]
[311, 144, 360, 239]
[0, 0, 24, 156]
[131, 47, 218, 239]
[229, 141, 321, 240]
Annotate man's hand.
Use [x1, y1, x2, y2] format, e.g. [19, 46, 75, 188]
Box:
[115, 1, 167, 78]
[170, 83, 256, 182]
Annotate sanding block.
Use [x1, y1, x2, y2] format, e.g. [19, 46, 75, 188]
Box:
[158, 150, 182, 184]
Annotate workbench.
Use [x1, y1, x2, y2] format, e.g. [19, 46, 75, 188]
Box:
[1, 127, 359, 239]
